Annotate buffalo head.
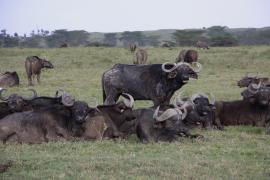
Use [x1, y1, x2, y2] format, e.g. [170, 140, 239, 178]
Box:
[175, 93, 215, 128]
[41, 59, 54, 69]
[0, 88, 37, 111]
[242, 82, 270, 106]
[237, 74, 269, 88]
[153, 105, 187, 132]
[71, 101, 90, 123]
[161, 62, 201, 82]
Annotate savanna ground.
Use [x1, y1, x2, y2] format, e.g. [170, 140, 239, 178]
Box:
[0, 46, 270, 179]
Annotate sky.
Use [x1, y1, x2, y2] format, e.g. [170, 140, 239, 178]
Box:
[0, 0, 269, 36]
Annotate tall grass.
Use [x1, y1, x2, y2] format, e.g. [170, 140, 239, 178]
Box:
[0, 46, 270, 179]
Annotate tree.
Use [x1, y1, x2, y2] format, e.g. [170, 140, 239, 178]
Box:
[104, 33, 117, 46]
[120, 31, 146, 46]
[173, 30, 205, 46]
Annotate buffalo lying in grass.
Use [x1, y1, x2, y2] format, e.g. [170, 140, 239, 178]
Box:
[134, 94, 214, 143]
[0, 91, 90, 144]
[0, 71, 20, 87]
[237, 74, 269, 88]
[0, 88, 37, 119]
[214, 84, 270, 134]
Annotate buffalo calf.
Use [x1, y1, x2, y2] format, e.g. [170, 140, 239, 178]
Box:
[25, 56, 54, 86]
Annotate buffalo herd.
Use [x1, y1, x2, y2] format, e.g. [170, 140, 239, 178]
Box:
[0, 47, 269, 145]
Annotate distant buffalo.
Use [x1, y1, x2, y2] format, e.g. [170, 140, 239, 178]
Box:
[25, 56, 54, 86]
[176, 49, 198, 63]
[237, 74, 269, 88]
[59, 43, 68, 48]
[129, 43, 137, 53]
[0, 71, 19, 87]
[195, 41, 210, 49]
[134, 49, 148, 64]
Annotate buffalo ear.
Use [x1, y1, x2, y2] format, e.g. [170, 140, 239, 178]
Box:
[167, 71, 177, 79]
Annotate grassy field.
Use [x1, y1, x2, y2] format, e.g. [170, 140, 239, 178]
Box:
[0, 46, 270, 179]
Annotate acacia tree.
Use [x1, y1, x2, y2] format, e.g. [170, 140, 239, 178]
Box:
[104, 33, 117, 46]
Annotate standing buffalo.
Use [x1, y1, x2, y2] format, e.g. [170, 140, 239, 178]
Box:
[102, 62, 201, 106]
[25, 56, 54, 86]
[0, 71, 19, 87]
[195, 41, 210, 49]
[175, 49, 198, 63]
[134, 49, 148, 64]
[129, 43, 137, 53]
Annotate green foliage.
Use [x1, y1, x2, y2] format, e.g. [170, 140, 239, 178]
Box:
[173, 26, 238, 47]
[173, 29, 205, 46]
[103, 33, 117, 47]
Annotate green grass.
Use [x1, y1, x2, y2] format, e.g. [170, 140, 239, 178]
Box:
[1, 46, 270, 179]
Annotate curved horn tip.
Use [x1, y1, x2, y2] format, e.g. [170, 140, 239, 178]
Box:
[122, 93, 134, 108]
[161, 62, 177, 73]
[153, 106, 160, 119]
[0, 88, 8, 101]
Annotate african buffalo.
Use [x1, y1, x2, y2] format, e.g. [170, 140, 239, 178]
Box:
[129, 43, 137, 53]
[59, 43, 68, 48]
[175, 50, 198, 64]
[81, 114, 108, 140]
[176, 93, 216, 129]
[0, 71, 19, 87]
[0, 92, 90, 143]
[0, 88, 37, 119]
[237, 74, 269, 88]
[195, 41, 210, 49]
[102, 62, 201, 106]
[134, 97, 209, 143]
[25, 56, 54, 86]
[241, 82, 270, 107]
[213, 87, 270, 133]
[134, 49, 148, 64]
[95, 93, 136, 138]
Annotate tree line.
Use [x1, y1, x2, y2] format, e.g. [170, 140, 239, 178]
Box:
[0, 26, 270, 48]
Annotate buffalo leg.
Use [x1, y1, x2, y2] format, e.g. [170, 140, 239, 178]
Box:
[37, 73, 41, 84]
[27, 74, 33, 86]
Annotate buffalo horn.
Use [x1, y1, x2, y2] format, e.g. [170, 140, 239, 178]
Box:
[191, 62, 202, 73]
[0, 88, 8, 101]
[122, 93, 134, 108]
[55, 89, 65, 98]
[22, 89, 37, 100]
[62, 92, 75, 106]
[207, 92, 216, 105]
[161, 62, 178, 73]
[153, 106, 182, 122]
